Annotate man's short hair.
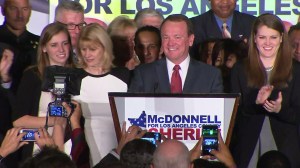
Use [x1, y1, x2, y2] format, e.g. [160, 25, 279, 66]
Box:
[134, 8, 164, 27]
[120, 139, 156, 168]
[2, 0, 18, 8]
[160, 14, 194, 36]
[288, 22, 300, 36]
[55, 0, 84, 19]
[134, 25, 162, 47]
[257, 150, 291, 168]
[2, 0, 30, 8]
[20, 147, 76, 168]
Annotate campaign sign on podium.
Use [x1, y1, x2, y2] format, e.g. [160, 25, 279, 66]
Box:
[109, 93, 239, 149]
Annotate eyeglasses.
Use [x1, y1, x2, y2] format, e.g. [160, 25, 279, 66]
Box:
[57, 21, 87, 30]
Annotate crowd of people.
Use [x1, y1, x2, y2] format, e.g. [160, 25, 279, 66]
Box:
[1, 0, 300, 168]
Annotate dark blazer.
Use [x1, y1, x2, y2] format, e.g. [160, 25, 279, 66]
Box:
[129, 57, 223, 93]
[230, 61, 300, 168]
[190, 10, 256, 58]
[0, 24, 39, 93]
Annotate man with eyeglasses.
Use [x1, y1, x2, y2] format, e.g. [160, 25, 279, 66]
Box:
[54, 2, 91, 167]
[54, 0, 86, 50]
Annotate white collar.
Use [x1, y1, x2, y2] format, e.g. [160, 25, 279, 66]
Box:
[166, 56, 190, 87]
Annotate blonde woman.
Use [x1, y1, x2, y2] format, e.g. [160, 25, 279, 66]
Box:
[74, 23, 130, 166]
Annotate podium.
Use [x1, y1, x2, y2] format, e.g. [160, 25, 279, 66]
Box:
[109, 92, 240, 149]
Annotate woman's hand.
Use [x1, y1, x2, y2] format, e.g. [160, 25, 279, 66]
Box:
[256, 85, 273, 104]
[263, 92, 282, 113]
[0, 49, 14, 82]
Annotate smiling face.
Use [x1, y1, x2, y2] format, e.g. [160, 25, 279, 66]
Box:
[210, 0, 236, 20]
[43, 31, 70, 66]
[161, 21, 194, 64]
[79, 40, 105, 68]
[254, 25, 282, 60]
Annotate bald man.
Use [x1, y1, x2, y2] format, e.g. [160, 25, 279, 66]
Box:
[152, 140, 192, 168]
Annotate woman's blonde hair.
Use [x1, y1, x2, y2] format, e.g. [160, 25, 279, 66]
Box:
[107, 15, 137, 36]
[76, 23, 114, 72]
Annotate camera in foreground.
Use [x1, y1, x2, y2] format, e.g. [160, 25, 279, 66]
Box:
[42, 66, 80, 118]
[20, 129, 39, 142]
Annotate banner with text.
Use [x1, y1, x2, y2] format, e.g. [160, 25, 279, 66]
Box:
[110, 93, 238, 150]
[49, 0, 300, 26]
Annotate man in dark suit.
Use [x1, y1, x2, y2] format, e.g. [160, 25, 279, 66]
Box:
[0, 1, 39, 167]
[190, 0, 256, 58]
[129, 14, 223, 93]
[0, 0, 39, 93]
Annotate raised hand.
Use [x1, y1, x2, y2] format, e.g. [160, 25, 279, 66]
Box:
[0, 49, 14, 82]
[116, 122, 146, 154]
[210, 131, 237, 168]
[256, 85, 273, 104]
[190, 137, 203, 162]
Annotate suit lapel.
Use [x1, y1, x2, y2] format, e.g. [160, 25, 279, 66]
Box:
[231, 11, 243, 39]
[155, 58, 171, 93]
[208, 10, 223, 38]
[183, 59, 197, 92]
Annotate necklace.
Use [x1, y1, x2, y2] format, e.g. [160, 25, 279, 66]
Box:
[265, 66, 274, 72]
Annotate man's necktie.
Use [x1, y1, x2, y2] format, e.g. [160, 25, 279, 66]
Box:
[222, 23, 231, 38]
[171, 65, 182, 93]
